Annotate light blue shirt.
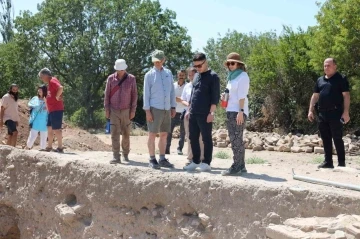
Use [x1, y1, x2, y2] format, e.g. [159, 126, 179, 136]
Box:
[143, 67, 176, 110]
[28, 96, 48, 132]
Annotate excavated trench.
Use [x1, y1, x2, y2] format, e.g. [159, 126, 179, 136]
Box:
[1, 145, 360, 239]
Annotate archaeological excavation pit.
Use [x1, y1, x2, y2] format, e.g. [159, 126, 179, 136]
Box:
[1, 145, 360, 238]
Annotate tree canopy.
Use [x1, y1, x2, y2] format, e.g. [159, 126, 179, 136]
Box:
[1, 0, 359, 133]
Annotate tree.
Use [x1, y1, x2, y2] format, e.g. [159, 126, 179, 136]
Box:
[204, 30, 258, 90]
[0, 0, 14, 43]
[14, 0, 192, 128]
[204, 27, 319, 132]
[248, 27, 319, 132]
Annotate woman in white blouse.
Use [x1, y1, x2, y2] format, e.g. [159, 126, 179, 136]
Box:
[221, 53, 250, 176]
[181, 67, 204, 166]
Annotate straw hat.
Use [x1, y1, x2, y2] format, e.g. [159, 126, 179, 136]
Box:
[224, 52, 245, 66]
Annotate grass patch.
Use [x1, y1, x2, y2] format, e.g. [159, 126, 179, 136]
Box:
[310, 156, 324, 164]
[130, 128, 147, 136]
[246, 157, 267, 164]
[348, 157, 360, 164]
[214, 151, 230, 159]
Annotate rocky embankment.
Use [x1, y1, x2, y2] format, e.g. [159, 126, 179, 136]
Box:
[172, 128, 360, 155]
[267, 214, 360, 239]
[1, 146, 360, 238]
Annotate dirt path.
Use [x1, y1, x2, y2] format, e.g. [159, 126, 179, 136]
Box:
[62, 134, 360, 195]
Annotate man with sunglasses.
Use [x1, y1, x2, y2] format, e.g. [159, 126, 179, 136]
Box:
[184, 53, 220, 172]
[143, 50, 176, 169]
[104, 59, 138, 164]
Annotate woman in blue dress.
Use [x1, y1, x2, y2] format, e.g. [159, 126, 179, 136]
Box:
[26, 85, 48, 150]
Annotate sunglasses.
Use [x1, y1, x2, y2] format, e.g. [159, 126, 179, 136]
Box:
[194, 60, 206, 68]
[226, 62, 237, 66]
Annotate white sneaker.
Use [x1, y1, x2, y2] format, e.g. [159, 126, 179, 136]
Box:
[183, 162, 200, 171]
[199, 163, 211, 172]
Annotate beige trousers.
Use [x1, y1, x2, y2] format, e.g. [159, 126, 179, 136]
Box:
[184, 116, 204, 161]
[110, 109, 131, 158]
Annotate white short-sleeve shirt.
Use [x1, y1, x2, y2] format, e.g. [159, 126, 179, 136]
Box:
[174, 82, 187, 113]
[181, 82, 193, 103]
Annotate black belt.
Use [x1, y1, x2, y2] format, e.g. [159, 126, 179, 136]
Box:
[318, 106, 341, 112]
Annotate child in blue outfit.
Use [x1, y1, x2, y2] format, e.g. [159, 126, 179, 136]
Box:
[26, 85, 48, 150]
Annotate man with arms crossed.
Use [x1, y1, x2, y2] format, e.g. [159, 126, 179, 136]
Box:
[39, 68, 65, 153]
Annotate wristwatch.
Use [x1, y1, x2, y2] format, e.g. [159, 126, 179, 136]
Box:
[240, 109, 244, 112]
[171, 107, 175, 109]
[209, 112, 215, 116]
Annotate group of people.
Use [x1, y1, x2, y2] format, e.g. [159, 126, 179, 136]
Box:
[104, 51, 351, 174]
[0, 68, 65, 153]
[105, 50, 252, 175]
[0, 51, 351, 174]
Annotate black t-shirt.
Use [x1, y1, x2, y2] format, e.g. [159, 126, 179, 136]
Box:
[190, 70, 220, 115]
[314, 72, 349, 110]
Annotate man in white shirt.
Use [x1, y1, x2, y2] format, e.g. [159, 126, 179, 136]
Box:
[166, 69, 187, 155]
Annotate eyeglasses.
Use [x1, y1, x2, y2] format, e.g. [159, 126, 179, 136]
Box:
[193, 61, 206, 69]
[226, 62, 237, 66]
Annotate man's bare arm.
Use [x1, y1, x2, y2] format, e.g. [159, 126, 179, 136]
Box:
[309, 93, 320, 112]
[56, 86, 64, 99]
[342, 92, 350, 113]
[181, 100, 189, 107]
[0, 106, 5, 125]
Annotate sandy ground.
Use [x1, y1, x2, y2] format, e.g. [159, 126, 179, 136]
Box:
[58, 134, 360, 196]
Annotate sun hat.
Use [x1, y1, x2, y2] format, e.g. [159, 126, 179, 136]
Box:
[114, 59, 128, 71]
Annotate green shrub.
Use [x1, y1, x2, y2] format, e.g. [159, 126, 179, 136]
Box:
[214, 151, 230, 159]
[246, 157, 266, 164]
[310, 156, 323, 164]
[70, 107, 106, 129]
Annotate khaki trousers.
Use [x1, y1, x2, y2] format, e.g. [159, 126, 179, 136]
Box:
[110, 109, 131, 159]
[184, 116, 204, 161]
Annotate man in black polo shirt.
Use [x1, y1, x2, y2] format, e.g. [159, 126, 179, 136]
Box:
[308, 58, 350, 168]
[183, 53, 220, 172]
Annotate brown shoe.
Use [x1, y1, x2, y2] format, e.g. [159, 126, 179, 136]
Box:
[52, 148, 64, 153]
[123, 155, 130, 162]
[44, 147, 53, 152]
[110, 158, 121, 164]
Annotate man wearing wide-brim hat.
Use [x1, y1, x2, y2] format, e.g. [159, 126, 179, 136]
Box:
[104, 59, 138, 164]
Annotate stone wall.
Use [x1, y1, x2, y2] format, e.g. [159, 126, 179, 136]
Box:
[267, 214, 360, 239]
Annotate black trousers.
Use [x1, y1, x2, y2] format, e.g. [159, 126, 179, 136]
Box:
[189, 113, 213, 165]
[318, 110, 345, 165]
[166, 112, 185, 151]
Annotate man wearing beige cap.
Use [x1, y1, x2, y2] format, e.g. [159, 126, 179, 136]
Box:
[104, 59, 138, 164]
[143, 50, 176, 169]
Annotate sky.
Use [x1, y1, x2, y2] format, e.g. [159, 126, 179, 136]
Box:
[14, 0, 325, 51]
